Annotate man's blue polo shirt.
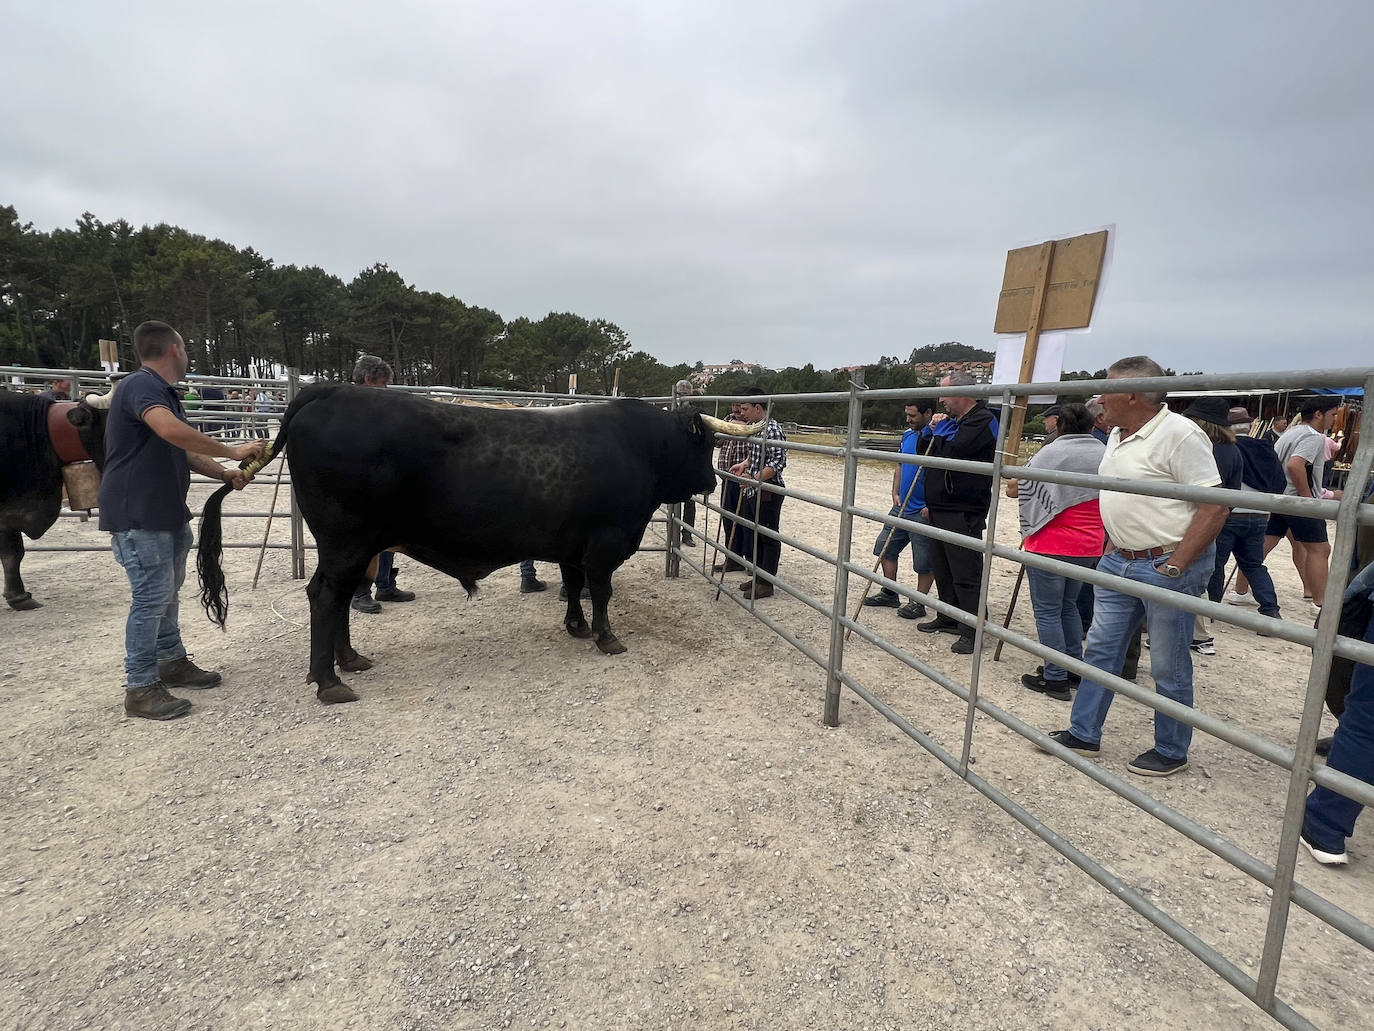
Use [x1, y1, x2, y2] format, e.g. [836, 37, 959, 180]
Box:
[97, 367, 192, 532]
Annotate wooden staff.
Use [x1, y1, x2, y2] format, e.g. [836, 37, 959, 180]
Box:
[251, 447, 288, 590]
[992, 565, 1025, 662]
[714, 480, 750, 603]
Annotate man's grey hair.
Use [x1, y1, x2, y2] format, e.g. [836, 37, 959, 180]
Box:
[352, 354, 393, 385]
[940, 370, 977, 387]
[1085, 398, 1105, 420]
[1107, 355, 1167, 404]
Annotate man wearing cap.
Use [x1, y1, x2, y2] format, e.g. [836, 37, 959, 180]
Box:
[1266, 397, 1344, 617]
[1045, 356, 1228, 777]
[1041, 405, 1062, 443]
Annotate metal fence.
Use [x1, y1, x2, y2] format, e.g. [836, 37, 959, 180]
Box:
[661, 367, 1373, 1031]
[11, 361, 1373, 1025]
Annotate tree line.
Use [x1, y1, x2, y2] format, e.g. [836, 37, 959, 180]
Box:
[0, 205, 697, 397]
[1, 205, 1178, 417]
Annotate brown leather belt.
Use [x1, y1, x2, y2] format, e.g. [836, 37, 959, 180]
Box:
[1115, 544, 1180, 560]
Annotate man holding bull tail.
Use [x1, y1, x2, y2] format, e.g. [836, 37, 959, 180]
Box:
[99, 321, 266, 721]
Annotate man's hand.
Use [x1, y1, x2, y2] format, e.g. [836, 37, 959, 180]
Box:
[224, 468, 252, 491]
[929, 413, 948, 426]
[229, 441, 267, 465]
[729, 461, 748, 477]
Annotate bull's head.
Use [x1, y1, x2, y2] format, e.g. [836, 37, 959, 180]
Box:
[67, 383, 117, 472]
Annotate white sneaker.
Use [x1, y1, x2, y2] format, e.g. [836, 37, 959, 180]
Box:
[1308, 601, 1323, 618]
[1223, 590, 1258, 607]
[1190, 638, 1216, 656]
[1301, 833, 1348, 866]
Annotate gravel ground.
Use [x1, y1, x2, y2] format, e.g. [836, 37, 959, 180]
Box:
[2, 451, 1371, 1030]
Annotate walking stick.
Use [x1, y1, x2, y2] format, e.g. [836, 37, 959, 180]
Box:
[714, 480, 749, 602]
[251, 447, 287, 590]
[845, 435, 935, 640]
[992, 564, 1025, 662]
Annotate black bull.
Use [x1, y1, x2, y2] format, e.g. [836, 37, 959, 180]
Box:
[197, 385, 755, 704]
[0, 392, 110, 610]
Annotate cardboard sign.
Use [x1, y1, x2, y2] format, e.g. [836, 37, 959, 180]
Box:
[994, 230, 1107, 334]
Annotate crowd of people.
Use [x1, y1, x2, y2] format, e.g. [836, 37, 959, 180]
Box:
[825, 356, 1370, 866]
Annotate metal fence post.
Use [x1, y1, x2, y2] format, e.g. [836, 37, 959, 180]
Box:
[1254, 371, 1374, 1009]
[286, 368, 306, 580]
[824, 370, 866, 727]
[959, 389, 1015, 774]
[665, 381, 691, 579]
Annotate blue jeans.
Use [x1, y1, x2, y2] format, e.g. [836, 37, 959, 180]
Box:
[1304, 605, 1374, 850]
[1208, 514, 1280, 616]
[110, 524, 193, 689]
[1027, 555, 1099, 681]
[519, 559, 536, 580]
[1070, 545, 1213, 760]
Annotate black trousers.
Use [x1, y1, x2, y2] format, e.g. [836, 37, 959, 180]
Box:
[929, 508, 986, 634]
[746, 488, 784, 576]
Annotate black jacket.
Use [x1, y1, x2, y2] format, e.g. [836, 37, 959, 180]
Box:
[924, 401, 998, 515]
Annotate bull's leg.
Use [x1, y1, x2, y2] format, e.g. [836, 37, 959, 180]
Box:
[304, 567, 361, 704]
[334, 600, 373, 673]
[586, 572, 624, 655]
[560, 563, 593, 639]
[1, 530, 40, 611]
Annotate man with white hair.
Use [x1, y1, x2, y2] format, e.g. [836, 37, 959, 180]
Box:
[1045, 356, 1227, 777]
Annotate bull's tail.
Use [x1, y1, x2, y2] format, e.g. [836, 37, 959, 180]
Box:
[196, 395, 302, 628]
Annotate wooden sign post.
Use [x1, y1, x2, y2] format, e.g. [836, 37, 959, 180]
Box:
[993, 229, 1108, 462]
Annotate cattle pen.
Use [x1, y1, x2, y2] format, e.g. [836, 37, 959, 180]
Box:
[3, 363, 1373, 1030]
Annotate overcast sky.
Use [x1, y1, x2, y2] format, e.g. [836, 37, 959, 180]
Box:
[3, 1, 1370, 375]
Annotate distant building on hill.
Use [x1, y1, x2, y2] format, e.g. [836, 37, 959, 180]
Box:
[692, 360, 761, 387]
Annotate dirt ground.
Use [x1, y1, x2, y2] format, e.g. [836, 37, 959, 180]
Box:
[3, 451, 1371, 1031]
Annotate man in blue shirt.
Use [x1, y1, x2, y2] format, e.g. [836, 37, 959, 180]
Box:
[863, 400, 937, 618]
[99, 321, 266, 720]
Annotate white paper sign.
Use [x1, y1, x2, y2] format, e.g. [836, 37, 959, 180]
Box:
[991, 332, 1068, 404]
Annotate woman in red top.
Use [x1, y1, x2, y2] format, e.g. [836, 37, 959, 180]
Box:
[1006, 404, 1106, 700]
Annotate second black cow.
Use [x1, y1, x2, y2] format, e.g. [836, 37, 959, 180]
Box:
[1, 389, 113, 609]
[198, 385, 759, 703]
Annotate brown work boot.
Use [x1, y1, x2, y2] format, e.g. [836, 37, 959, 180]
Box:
[158, 655, 222, 690]
[124, 683, 192, 721]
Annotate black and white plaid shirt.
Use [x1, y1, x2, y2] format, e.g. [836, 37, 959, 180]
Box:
[743, 418, 787, 489]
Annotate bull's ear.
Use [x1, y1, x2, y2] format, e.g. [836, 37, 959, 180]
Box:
[67, 406, 94, 429]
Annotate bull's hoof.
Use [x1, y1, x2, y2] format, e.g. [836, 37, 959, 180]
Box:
[595, 632, 627, 656]
[565, 619, 594, 640]
[317, 683, 359, 704]
[338, 653, 373, 673]
[6, 594, 41, 611]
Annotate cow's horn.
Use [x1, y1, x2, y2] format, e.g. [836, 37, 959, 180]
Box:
[700, 415, 766, 437]
[84, 387, 116, 409]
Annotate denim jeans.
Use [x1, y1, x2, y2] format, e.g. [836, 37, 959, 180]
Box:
[519, 558, 536, 580]
[1069, 545, 1213, 760]
[1208, 514, 1280, 616]
[1027, 555, 1099, 681]
[110, 524, 193, 689]
[1304, 604, 1374, 850]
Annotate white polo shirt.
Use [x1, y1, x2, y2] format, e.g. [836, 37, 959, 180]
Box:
[1098, 405, 1221, 551]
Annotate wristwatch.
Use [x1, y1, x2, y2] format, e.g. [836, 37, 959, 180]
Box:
[1157, 562, 1183, 578]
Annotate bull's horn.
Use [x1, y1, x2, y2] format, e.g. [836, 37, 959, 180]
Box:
[84, 386, 117, 409]
[700, 414, 766, 437]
